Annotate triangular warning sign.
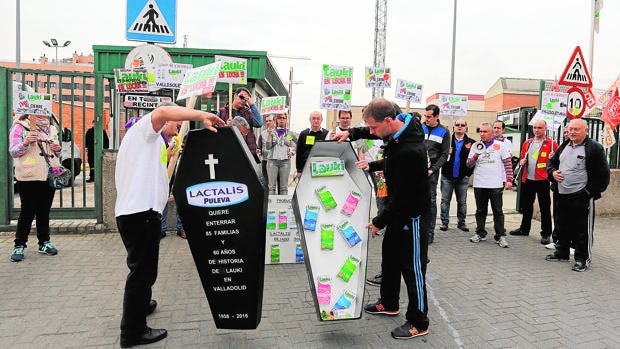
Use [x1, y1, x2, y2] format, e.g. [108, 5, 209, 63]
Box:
[559, 46, 592, 88]
[128, 0, 173, 36]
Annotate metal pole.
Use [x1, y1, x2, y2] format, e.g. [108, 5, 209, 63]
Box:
[288, 66, 293, 123]
[55, 47, 59, 71]
[16, 0, 20, 69]
[589, 0, 596, 79]
[450, 0, 457, 94]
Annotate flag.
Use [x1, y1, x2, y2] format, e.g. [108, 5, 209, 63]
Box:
[594, 0, 604, 34]
[551, 77, 560, 92]
[603, 122, 616, 148]
[597, 77, 619, 106]
[600, 88, 620, 129]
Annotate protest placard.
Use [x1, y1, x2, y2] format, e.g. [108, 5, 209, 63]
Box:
[320, 64, 353, 111]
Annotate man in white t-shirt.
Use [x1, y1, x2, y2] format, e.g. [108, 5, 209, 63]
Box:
[115, 103, 223, 348]
[466, 122, 514, 248]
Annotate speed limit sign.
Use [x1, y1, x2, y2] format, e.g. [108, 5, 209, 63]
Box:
[567, 87, 586, 119]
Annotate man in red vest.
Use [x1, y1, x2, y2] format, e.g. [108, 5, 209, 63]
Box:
[509, 120, 558, 244]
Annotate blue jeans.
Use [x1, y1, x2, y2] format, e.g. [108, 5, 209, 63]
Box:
[161, 202, 182, 230]
[440, 176, 469, 226]
[426, 172, 440, 239]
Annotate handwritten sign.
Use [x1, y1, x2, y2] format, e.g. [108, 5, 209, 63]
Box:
[394, 79, 423, 103]
[260, 96, 287, 115]
[215, 55, 247, 84]
[365, 67, 391, 88]
[320, 64, 353, 111]
[114, 68, 149, 93]
[530, 91, 568, 129]
[177, 61, 222, 101]
[13, 91, 53, 116]
[123, 94, 173, 110]
[438, 94, 469, 117]
[154, 63, 193, 89]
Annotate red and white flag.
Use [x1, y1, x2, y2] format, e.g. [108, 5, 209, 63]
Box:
[600, 88, 620, 130]
[597, 77, 619, 106]
[551, 77, 560, 92]
[603, 122, 616, 148]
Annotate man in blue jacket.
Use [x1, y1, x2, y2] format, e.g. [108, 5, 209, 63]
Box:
[545, 119, 609, 272]
[423, 104, 450, 243]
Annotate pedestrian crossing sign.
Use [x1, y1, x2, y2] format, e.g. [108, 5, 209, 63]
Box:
[126, 0, 177, 44]
[559, 46, 592, 88]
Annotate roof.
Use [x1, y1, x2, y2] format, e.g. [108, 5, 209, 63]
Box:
[485, 77, 551, 99]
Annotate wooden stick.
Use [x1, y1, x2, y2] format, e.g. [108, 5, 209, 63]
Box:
[406, 101, 410, 114]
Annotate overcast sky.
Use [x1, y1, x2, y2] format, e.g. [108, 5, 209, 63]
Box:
[1, 0, 618, 129]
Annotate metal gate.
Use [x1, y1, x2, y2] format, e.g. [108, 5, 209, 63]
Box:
[0, 67, 109, 226]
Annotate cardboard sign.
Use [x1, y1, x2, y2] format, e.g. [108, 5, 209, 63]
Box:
[154, 62, 193, 89]
[215, 55, 248, 84]
[114, 68, 149, 93]
[260, 96, 287, 115]
[13, 91, 53, 116]
[265, 195, 303, 264]
[394, 79, 423, 103]
[320, 64, 353, 111]
[292, 143, 372, 322]
[530, 91, 568, 129]
[172, 127, 268, 329]
[439, 94, 468, 116]
[177, 61, 222, 101]
[365, 67, 391, 88]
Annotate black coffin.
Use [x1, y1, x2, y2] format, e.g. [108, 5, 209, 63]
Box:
[172, 126, 268, 329]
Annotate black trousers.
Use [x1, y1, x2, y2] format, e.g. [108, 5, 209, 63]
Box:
[116, 210, 161, 336]
[87, 147, 95, 178]
[555, 191, 595, 265]
[380, 213, 430, 330]
[474, 187, 505, 238]
[518, 179, 552, 237]
[15, 180, 56, 247]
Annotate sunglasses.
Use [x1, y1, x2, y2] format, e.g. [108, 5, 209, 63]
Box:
[238, 94, 248, 101]
[455, 123, 467, 127]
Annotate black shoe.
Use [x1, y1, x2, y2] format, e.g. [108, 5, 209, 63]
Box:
[509, 228, 529, 236]
[366, 272, 382, 286]
[572, 260, 588, 272]
[86, 178, 94, 183]
[146, 300, 157, 316]
[439, 223, 448, 231]
[457, 223, 470, 232]
[540, 236, 551, 245]
[120, 327, 167, 348]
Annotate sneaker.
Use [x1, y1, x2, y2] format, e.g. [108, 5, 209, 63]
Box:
[364, 300, 400, 316]
[10, 246, 25, 262]
[509, 228, 529, 236]
[439, 223, 448, 231]
[390, 321, 429, 340]
[545, 242, 557, 250]
[38, 241, 58, 255]
[176, 228, 187, 239]
[572, 260, 587, 272]
[470, 234, 486, 243]
[545, 253, 569, 262]
[366, 272, 382, 286]
[457, 223, 470, 232]
[540, 236, 551, 245]
[497, 236, 509, 248]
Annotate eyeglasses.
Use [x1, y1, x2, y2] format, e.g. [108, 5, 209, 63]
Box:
[454, 123, 466, 127]
[237, 94, 248, 101]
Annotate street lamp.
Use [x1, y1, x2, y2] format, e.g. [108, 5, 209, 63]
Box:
[42, 38, 71, 71]
[269, 55, 310, 129]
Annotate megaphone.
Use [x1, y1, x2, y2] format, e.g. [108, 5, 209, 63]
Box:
[472, 141, 485, 154]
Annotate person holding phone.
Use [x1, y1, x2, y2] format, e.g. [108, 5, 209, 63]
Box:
[217, 87, 263, 163]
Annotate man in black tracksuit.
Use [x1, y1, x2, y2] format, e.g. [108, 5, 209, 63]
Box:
[546, 119, 609, 272]
[341, 98, 431, 340]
